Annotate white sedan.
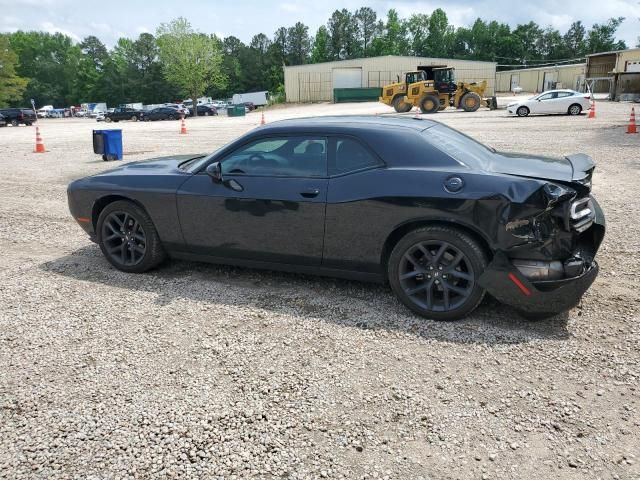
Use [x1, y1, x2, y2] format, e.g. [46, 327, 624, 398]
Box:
[507, 90, 591, 117]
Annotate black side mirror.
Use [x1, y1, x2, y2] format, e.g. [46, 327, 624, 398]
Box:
[206, 162, 223, 183]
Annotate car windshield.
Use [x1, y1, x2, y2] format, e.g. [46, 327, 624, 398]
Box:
[421, 124, 495, 169]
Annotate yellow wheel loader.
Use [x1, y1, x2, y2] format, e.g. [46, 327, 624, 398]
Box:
[379, 67, 497, 114]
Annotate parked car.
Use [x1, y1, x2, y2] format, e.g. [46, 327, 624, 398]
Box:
[507, 90, 591, 117]
[0, 108, 36, 126]
[195, 105, 218, 116]
[163, 103, 190, 116]
[37, 105, 54, 118]
[0, 113, 6, 127]
[67, 116, 604, 321]
[143, 107, 181, 121]
[104, 107, 145, 123]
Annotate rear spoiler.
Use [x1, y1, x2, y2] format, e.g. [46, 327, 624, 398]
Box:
[565, 153, 595, 182]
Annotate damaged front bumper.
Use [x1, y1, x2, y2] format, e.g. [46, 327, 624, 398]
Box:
[479, 192, 605, 315]
[478, 252, 599, 314]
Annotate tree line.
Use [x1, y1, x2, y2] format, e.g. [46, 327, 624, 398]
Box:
[0, 8, 630, 108]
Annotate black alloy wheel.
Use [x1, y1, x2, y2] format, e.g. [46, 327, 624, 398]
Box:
[97, 200, 166, 272]
[388, 226, 487, 320]
[101, 211, 147, 267]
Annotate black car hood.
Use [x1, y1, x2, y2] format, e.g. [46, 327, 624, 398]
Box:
[485, 152, 594, 183]
[95, 155, 202, 176]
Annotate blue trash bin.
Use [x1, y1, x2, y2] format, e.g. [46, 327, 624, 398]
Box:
[93, 129, 123, 161]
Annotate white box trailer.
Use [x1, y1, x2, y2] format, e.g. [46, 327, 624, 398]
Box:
[232, 91, 268, 106]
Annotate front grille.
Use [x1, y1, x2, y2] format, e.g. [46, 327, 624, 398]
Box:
[570, 197, 594, 232]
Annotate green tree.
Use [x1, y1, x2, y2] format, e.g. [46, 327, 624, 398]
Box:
[328, 9, 360, 59]
[371, 9, 408, 56]
[586, 17, 626, 53]
[425, 8, 454, 58]
[512, 22, 544, 64]
[156, 18, 225, 115]
[354, 7, 380, 56]
[0, 35, 28, 107]
[8, 31, 80, 106]
[563, 21, 587, 57]
[407, 13, 430, 56]
[287, 22, 311, 65]
[310, 26, 332, 63]
[75, 35, 111, 103]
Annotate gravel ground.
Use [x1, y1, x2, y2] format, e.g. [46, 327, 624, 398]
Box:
[0, 100, 639, 480]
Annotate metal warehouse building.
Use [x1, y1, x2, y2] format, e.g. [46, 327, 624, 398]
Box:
[284, 55, 497, 102]
[586, 48, 640, 101]
[495, 64, 587, 93]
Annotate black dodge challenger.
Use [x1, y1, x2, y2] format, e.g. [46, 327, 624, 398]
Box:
[67, 116, 605, 320]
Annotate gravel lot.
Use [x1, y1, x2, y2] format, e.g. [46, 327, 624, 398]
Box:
[1, 100, 639, 480]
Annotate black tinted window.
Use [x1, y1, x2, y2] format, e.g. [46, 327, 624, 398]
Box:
[222, 137, 327, 177]
[331, 138, 382, 175]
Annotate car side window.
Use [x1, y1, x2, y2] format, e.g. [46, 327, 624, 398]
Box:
[221, 137, 327, 177]
[538, 93, 553, 101]
[330, 137, 383, 176]
[556, 92, 572, 98]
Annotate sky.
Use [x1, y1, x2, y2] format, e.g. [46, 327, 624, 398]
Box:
[1, 0, 639, 49]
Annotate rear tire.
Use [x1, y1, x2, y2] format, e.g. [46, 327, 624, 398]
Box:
[131, 115, 138, 121]
[419, 94, 440, 114]
[516, 106, 529, 117]
[10, 119, 18, 127]
[97, 200, 166, 273]
[460, 92, 481, 112]
[392, 96, 413, 113]
[568, 104, 582, 116]
[388, 226, 488, 321]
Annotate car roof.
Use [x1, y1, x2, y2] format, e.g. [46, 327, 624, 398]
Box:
[259, 115, 438, 133]
[539, 89, 577, 93]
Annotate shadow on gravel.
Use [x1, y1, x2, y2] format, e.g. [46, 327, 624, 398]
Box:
[41, 246, 571, 345]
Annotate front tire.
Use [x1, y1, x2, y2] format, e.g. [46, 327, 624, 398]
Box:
[568, 104, 582, 116]
[460, 92, 481, 112]
[10, 119, 18, 127]
[105, 117, 112, 123]
[516, 106, 529, 117]
[392, 96, 413, 113]
[388, 226, 488, 321]
[419, 94, 440, 114]
[131, 115, 138, 121]
[97, 200, 166, 273]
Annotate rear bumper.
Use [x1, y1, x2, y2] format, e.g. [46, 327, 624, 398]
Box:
[478, 252, 599, 314]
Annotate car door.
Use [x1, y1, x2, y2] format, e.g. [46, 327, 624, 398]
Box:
[177, 135, 329, 266]
[535, 92, 557, 114]
[553, 91, 574, 113]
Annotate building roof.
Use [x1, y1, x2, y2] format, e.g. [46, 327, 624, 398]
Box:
[497, 63, 586, 74]
[284, 55, 496, 70]
[586, 47, 640, 57]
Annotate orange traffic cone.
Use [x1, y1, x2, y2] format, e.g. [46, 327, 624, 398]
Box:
[587, 100, 596, 119]
[260, 110, 265, 126]
[627, 107, 637, 134]
[180, 116, 187, 135]
[34, 126, 46, 153]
